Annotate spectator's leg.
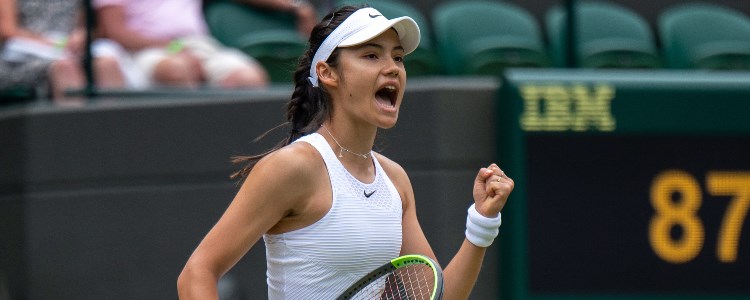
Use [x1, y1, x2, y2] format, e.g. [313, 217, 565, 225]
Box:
[219, 64, 269, 88]
[94, 56, 126, 89]
[184, 36, 269, 88]
[152, 55, 202, 88]
[47, 58, 84, 101]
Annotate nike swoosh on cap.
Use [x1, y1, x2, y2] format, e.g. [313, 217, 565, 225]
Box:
[369, 13, 382, 18]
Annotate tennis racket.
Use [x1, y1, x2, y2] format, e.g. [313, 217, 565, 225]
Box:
[337, 254, 444, 300]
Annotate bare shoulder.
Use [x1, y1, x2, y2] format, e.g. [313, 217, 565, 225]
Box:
[243, 141, 325, 206]
[252, 141, 323, 184]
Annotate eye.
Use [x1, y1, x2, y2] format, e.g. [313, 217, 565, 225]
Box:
[364, 53, 378, 60]
[394, 55, 404, 63]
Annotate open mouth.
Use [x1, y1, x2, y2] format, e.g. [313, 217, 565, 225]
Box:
[375, 85, 398, 108]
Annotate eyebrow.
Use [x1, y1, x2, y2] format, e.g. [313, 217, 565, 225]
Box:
[357, 43, 405, 52]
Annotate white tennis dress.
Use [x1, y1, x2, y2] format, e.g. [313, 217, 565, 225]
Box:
[264, 133, 403, 299]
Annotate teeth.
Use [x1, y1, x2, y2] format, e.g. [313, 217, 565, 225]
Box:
[384, 86, 396, 91]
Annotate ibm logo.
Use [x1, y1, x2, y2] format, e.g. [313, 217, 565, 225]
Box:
[518, 83, 616, 132]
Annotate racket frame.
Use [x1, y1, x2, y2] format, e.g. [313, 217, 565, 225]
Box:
[337, 254, 444, 300]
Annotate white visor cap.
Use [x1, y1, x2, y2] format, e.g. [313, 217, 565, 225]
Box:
[309, 7, 421, 87]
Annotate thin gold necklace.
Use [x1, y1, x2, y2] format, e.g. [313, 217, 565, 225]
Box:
[321, 125, 370, 159]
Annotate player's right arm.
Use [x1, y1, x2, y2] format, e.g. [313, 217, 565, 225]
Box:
[177, 143, 320, 300]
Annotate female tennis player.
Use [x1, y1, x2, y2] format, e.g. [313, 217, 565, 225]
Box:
[177, 4, 513, 299]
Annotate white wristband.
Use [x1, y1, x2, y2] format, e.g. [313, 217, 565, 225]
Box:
[465, 203, 502, 247]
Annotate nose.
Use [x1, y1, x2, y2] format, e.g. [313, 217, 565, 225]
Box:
[383, 57, 400, 77]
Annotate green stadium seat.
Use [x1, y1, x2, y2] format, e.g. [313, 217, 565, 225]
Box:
[337, 0, 440, 76]
[432, 0, 549, 76]
[658, 2, 750, 70]
[0, 86, 37, 105]
[546, 0, 661, 69]
[204, 0, 306, 83]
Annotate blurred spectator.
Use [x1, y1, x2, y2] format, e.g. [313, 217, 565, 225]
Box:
[225, 0, 318, 37]
[0, 0, 128, 101]
[94, 0, 270, 89]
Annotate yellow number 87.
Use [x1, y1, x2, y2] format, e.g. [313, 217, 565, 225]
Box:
[649, 170, 750, 264]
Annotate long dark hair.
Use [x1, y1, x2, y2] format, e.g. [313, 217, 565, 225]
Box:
[230, 5, 364, 181]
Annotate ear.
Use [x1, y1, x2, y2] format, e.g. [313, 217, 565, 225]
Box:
[316, 61, 339, 88]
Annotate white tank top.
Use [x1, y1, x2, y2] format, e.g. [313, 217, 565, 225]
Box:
[263, 133, 403, 299]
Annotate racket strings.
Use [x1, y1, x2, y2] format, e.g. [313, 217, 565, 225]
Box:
[350, 264, 435, 300]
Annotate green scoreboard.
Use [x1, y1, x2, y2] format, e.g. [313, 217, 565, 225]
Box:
[497, 69, 750, 299]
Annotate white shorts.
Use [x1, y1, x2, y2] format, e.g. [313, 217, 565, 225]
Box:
[132, 35, 261, 87]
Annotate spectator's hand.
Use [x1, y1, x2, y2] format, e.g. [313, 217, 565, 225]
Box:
[64, 28, 86, 55]
[294, 2, 317, 38]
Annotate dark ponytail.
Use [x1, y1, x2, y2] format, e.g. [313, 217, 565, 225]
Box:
[230, 5, 365, 182]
